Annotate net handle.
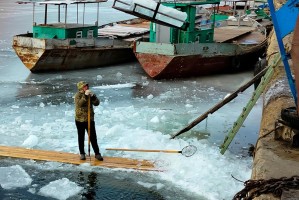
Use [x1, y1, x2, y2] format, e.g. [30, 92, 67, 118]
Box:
[106, 145, 197, 157]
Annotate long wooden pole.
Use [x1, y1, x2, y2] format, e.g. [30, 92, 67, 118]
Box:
[170, 65, 270, 139]
[106, 148, 181, 153]
[88, 96, 91, 160]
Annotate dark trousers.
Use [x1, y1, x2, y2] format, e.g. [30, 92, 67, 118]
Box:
[75, 120, 100, 155]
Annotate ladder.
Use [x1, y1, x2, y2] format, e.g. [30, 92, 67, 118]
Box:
[221, 0, 299, 154]
[220, 54, 281, 154]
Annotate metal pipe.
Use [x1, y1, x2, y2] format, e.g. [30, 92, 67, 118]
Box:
[96, 2, 99, 26]
[58, 5, 60, 23]
[44, 4, 47, 24]
[33, 2, 35, 25]
[65, 4, 67, 27]
[291, 15, 299, 114]
[83, 3, 85, 26]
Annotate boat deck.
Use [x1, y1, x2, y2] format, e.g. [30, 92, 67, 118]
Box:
[214, 26, 266, 44]
[214, 26, 255, 43]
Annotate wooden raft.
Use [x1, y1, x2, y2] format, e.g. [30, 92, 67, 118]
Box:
[0, 146, 157, 171]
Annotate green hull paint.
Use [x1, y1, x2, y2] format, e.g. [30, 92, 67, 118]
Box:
[135, 41, 248, 57]
[33, 24, 97, 39]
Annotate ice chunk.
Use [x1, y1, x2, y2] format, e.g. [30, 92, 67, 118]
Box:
[0, 165, 32, 189]
[147, 94, 154, 99]
[22, 135, 39, 148]
[93, 83, 135, 90]
[150, 116, 160, 123]
[28, 187, 36, 194]
[116, 72, 122, 77]
[38, 178, 83, 200]
[185, 104, 193, 108]
[97, 75, 103, 80]
[137, 181, 165, 190]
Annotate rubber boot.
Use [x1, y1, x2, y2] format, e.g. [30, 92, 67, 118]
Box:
[95, 153, 103, 161]
[80, 154, 86, 160]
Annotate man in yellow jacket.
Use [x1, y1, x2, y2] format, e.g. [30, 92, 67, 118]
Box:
[75, 81, 103, 161]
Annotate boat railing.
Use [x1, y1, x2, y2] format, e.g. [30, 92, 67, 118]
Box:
[13, 35, 131, 49]
[135, 41, 239, 56]
[112, 0, 189, 30]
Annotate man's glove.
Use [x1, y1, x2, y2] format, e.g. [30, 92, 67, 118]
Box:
[85, 90, 94, 96]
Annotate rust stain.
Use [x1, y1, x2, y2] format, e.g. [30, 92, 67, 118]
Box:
[135, 50, 264, 79]
[13, 46, 136, 72]
[291, 15, 299, 114]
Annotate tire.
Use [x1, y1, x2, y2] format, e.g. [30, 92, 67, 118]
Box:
[253, 58, 267, 89]
[231, 56, 241, 71]
[281, 107, 299, 130]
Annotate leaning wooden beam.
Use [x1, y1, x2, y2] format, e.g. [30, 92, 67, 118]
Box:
[170, 60, 274, 139]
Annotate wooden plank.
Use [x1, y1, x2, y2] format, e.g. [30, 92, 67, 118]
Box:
[0, 146, 158, 171]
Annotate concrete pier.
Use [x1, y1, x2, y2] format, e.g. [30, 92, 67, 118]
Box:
[251, 6, 299, 199]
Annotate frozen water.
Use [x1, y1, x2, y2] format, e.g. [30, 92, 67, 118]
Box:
[0, 165, 32, 189]
[0, 0, 262, 199]
[22, 134, 39, 148]
[38, 178, 83, 200]
[150, 116, 160, 123]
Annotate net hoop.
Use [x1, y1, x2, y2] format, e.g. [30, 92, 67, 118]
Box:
[181, 145, 197, 157]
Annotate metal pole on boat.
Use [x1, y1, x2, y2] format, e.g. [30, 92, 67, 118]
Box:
[33, 2, 35, 26]
[212, 4, 216, 30]
[65, 4, 67, 27]
[58, 5, 60, 23]
[83, 3, 85, 26]
[96, 2, 99, 26]
[77, 3, 78, 24]
[44, 3, 47, 25]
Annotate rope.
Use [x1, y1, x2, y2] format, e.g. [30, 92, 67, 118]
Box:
[237, 37, 268, 54]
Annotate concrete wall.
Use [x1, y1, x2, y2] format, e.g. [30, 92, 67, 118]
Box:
[251, 9, 299, 200]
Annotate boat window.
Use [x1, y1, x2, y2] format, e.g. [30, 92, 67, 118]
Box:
[76, 31, 83, 38]
[87, 30, 94, 39]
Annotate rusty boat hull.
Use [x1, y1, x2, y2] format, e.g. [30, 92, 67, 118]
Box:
[13, 33, 136, 73]
[134, 41, 267, 79]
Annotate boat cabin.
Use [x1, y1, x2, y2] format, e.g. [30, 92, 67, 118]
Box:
[18, 0, 107, 40]
[33, 23, 98, 40]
